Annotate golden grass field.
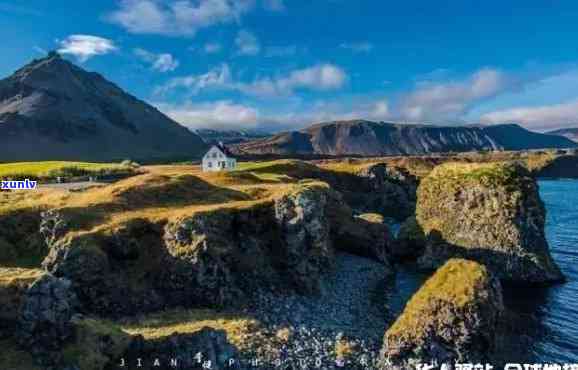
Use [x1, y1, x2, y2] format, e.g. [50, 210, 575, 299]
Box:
[0, 161, 134, 180]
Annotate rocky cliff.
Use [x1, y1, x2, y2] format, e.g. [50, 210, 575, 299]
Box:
[379, 259, 504, 368]
[234, 120, 576, 157]
[416, 162, 564, 284]
[0, 53, 207, 162]
[40, 182, 394, 317]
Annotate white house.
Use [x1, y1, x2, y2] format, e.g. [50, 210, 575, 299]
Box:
[202, 143, 237, 172]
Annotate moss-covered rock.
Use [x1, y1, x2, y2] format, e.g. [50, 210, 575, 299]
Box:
[379, 259, 504, 368]
[43, 224, 167, 317]
[416, 162, 564, 284]
[162, 201, 280, 306]
[163, 183, 336, 303]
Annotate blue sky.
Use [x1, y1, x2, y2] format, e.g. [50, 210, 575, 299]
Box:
[2, 0, 578, 132]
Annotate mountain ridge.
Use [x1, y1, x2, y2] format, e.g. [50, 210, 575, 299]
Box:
[234, 120, 577, 156]
[0, 53, 207, 162]
[547, 128, 578, 142]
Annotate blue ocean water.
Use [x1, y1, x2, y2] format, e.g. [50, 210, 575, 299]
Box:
[505, 180, 578, 363]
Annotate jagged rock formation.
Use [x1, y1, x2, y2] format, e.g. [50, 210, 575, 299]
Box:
[355, 163, 418, 220]
[416, 162, 564, 284]
[41, 182, 393, 317]
[234, 120, 576, 157]
[0, 53, 207, 162]
[379, 259, 504, 369]
[18, 273, 79, 367]
[273, 185, 335, 294]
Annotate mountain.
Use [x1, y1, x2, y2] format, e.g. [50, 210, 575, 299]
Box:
[195, 128, 270, 145]
[0, 52, 207, 162]
[234, 120, 577, 156]
[547, 128, 578, 142]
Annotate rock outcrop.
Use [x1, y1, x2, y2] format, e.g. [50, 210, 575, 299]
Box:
[355, 163, 418, 220]
[42, 183, 375, 316]
[0, 268, 43, 335]
[416, 162, 564, 284]
[379, 259, 504, 369]
[18, 273, 79, 367]
[43, 222, 168, 316]
[273, 184, 335, 293]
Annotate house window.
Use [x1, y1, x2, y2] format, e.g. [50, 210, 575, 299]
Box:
[208, 162, 212, 168]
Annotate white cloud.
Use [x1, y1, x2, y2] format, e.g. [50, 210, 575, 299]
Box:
[397, 68, 509, 121]
[158, 100, 259, 130]
[158, 63, 348, 97]
[156, 96, 392, 132]
[480, 99, 578, 131]
[57, 35, 117, 62]
[156, 64, 232, 95]
[203, 42, 223, 54]
[263, 0, 285, 12]
[134, 48, 179, 72]
[107, 0, 254, 37]
[280, 64, 348, 91]
[235, 29, 260, 56]
[340, 42, 374, 53]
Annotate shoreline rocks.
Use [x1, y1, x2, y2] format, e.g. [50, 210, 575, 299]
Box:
[379, 259, 504, 369]
[416, 162, 564, 284]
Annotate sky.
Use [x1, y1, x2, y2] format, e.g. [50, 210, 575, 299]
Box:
[2, 0, 578, 133]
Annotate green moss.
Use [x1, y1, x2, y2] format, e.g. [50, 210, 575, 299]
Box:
[425, 161, 527, 189]
[416, 162, 530, 238]
[387, 259, 490, 341]
[62, 317, 132, 370]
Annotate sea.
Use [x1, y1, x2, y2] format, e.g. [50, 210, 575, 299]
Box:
[388, 179, 578, 365]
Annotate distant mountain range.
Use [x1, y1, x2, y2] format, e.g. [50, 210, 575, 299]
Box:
[0, 52, 207, 162]
[547, 128, 578, 142]
[234, 120, 577, 156]
[195, 128, 270, 145]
